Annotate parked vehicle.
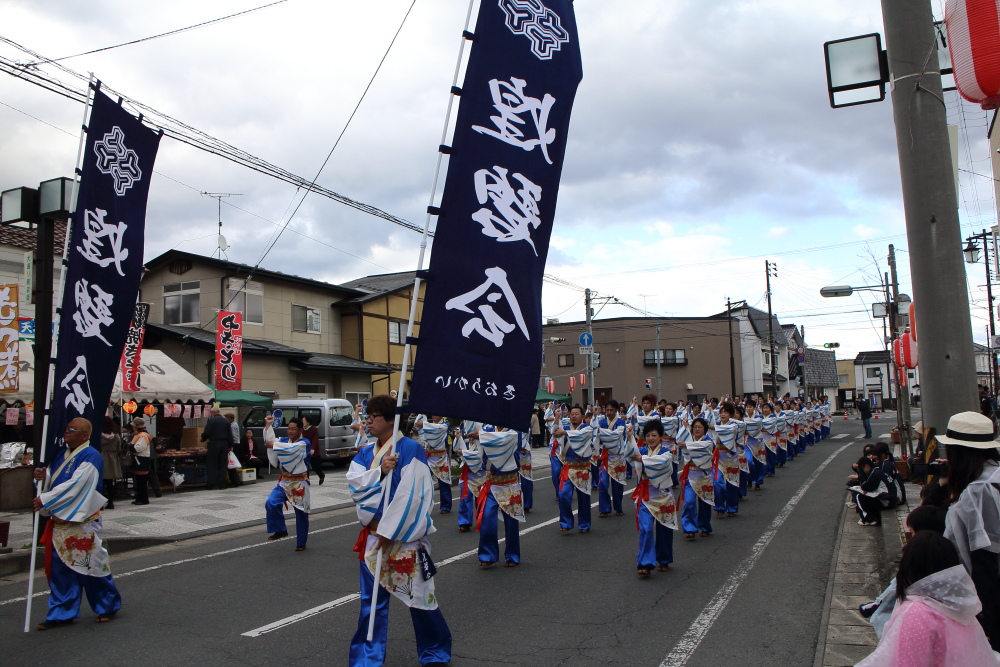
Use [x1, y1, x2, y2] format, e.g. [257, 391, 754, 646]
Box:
[243, 399, 357, 466]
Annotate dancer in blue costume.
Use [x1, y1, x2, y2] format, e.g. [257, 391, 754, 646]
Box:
[743, 403, 767, 487]
[517, 428, 533, 513]
[733, 405, 750, 498]
[415, 416, 453, 514]
[263, 415, 311, 550]
[596, 400, 628, 517]
[630, 420, 676, 575]
[678, 417, 715, 539]
[456, 419, 483, 532]
[760, 403, 780, 476]
[347, 395, 451, 667]
[551, 405, 594, 532]
[544, 403, 563, 497]
[33, 418, 122, 629]
[476, 428, 525, 566]
[712, 402, 741, 518]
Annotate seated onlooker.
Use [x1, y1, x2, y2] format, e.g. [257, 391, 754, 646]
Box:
[849, 456, 893, 526]
[845, 444, 876, 510]
[857, 531, 997, 666]
[873, 441, 906, 506]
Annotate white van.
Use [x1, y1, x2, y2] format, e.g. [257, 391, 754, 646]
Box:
[243, 398, 357, 466]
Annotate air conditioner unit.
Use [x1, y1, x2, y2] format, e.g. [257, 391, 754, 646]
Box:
[685, 383, 693, 390]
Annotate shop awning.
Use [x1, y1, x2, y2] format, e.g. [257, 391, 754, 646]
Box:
[206, 384, 273, 408]
[0, 344, 215, 404]
[535, 388, 571, 403]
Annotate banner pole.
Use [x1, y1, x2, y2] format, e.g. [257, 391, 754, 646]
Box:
[367, 0, 477, 642]
[24, 73, 96, 633]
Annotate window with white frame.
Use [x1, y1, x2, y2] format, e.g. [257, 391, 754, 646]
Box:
[227, 278, 264, 324]
[644, 349, 686, 366]
[292, 304, 321, 333]
[388, 320, 403, 345]
[163, 281, 200, 325]
[838, 374, 849, 385]
[345, 391, 370, 410]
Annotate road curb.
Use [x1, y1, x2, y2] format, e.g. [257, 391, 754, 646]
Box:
[812, 493, 849, 667]
[0, 500, 356, 577]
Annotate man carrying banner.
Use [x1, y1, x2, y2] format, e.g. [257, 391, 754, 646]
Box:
[347, 394, 451, 666]
[33, 418, 122, 629]
[262, 415, 310, 550]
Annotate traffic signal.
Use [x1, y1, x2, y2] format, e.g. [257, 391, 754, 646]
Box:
[823, 342, 840, 348]
[593, 352, 601, 369]
[645, 378, 652, 389]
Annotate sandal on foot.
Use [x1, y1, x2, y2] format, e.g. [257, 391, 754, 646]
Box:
[637, 569, 651, 577]
[699, 531, 712, 537]
[504, 561, 519, 567]
[294, 546, 306, 552]
[458, 525, 471, 532]
[479, 560, 496, 567]
[267, 531, 289, 541]
[684, 532, 696, 539]
[598, 512, 609, 518]
[615, 511, 624, 516]
[657, 565, 670, 572]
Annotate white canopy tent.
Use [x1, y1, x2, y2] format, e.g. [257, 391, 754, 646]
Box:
[2, 342, 214, 404]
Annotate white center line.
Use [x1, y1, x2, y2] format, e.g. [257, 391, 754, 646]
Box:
[659, 442, 853, 667]
[241, 503, 596, 637]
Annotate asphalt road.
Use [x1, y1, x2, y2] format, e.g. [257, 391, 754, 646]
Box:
[0, 421, 875, 666]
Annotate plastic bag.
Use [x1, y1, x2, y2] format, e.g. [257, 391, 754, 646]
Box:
[227, 451, 240, 469]
[169, 471, 186, 488]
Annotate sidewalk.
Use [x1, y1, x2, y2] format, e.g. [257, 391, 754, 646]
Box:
[0, 469, 360, 575]
[814, 465, 912, 666]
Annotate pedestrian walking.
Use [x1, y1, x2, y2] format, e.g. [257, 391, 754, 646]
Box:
[201, 407, 233, 490]
[858, 397, 873, 438]
[129, 417, 152, 505]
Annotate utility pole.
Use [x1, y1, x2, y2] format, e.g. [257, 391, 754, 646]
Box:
[801, 325, 808, 399]
[889, 245, 913, 456]
[969, 229, 999, 394]
[765, 261, 778, 400]
[654, 323, 662, 399]
[727, 297, 736, 398]
[585, 288, 595, 406]
[879, 0, 978, 432]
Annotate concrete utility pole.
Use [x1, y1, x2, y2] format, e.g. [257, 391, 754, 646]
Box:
[879, 0, 978, 431]
[655, 323, 662, 398]
[766, 261, 778, 400]
[585, 288, 595, 406]
[727, 298, 737, 398]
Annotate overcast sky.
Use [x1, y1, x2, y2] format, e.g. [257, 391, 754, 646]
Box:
[0, 0, 995, 367]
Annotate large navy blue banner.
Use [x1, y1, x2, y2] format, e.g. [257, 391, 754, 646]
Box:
[407, 0, 582, 430]
[45, 88, 161, 463]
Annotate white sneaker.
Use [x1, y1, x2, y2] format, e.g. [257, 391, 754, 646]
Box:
[847, 501, 857, 509]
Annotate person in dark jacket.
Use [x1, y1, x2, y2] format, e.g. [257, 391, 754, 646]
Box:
[854, 456, 894, 526]
[858, 397, 873, 438]
[201, 407, 233, 490]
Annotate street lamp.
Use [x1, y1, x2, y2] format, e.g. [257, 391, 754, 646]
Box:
[964, 241, 981, 265]
[0, 177, 73, 464]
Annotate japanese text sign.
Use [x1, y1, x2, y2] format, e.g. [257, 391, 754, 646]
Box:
[0, 285, 18, 393]
[120, 302, 150, 392]
[215, 311, 243, 391]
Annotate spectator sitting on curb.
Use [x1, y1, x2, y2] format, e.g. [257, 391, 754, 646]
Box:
[873, 441, 905, 507]
[856, 531, 997, 666]
[845, 444, 876, 510]
[849, 455, 894, 526]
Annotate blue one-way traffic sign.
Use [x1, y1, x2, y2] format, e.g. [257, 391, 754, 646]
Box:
[579, 332, 593, 346]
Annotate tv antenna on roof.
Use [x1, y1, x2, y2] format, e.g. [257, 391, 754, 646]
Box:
[201, 192, 242, 258]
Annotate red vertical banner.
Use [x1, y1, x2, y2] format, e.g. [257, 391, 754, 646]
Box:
[215, 311, 243, 391]
[120, 302, 150, 392]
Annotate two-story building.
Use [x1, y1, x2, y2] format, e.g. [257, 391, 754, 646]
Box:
[540, 316, 740, 406]
[713, 304, 790, 398]
[140, 250, 392, 403]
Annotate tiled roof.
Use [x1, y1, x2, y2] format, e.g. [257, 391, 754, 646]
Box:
[290, 353, 392, 373]
[336, 271, 418, 305]
[854, 350, 890, 365]
[796, 348, 840, 387]
[147, 322, 311, 358]
[0, 221, 67, 252]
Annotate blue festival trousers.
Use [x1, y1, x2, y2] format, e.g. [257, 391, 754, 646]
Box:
[751, 456, 765, 486]
[738, 468, 748, 497]
[598, 469, 624, 514]
[437, 478, 452, 513]
[458, 481, 476, 528]
[550, 455, 563, 497]
[636, 502, 673, 569]
[714, 471, 739, 514]
[349, 561, 452, 666]
[520, 473, 533, 511]
[786, 438, 796, 460]
[557, 481, 592, 531]
[776, 444, 787, 466]
[265, 486, 308, 548]
[764, 447, 777, 476]
[478, 492, 520, 564]
[46, 554, 122, 622]
[822, 423, 830, 439]
[681, 482, 712, 534]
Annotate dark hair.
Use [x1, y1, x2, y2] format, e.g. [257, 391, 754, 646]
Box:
[873, 442, 891, 460]
[606, 399, 620, 410]
[862, 444, 876, 456]
[666, 402, 677, 411]
[906, 505, 947, 535]
[945, 444, 1000, 504]
[919, 481, 948, 507]
[690, 417, 709, 436]
[102, 416, 116, 433]
[570, 404, 584, 414]
[720, 401, 736, 416]
[733, 405, 744, 419]
[366, 394, 397, 421]
[643, 420, 665, 438]
[286, 418, 302, 430]
[856, 456, 873, 471]
[641, 393, 657, 406]
[896, 531, 961, 601]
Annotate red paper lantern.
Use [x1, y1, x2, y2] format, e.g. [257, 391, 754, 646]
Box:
[143, 404, 157, 417]
[122, 400, 137, 414]
[546, 379, 555, 394]
[909, 302, 916, 341]
[901, 332, 918, 369]
[898, 365, 908, 388]
[569, 376, 576, 392]
[893, 338, 902, 367]
[578, 373, 586, 386]
[947, 0, 1000, 109]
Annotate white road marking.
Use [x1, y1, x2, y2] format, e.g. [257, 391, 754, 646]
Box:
[241, 502, 597, 637]
[832, 434, 848, 439]
[659, 442, 853, 667]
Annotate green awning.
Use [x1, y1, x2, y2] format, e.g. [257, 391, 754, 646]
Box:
[535, 388, 571, 403]
[205, 384, 273, 408]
